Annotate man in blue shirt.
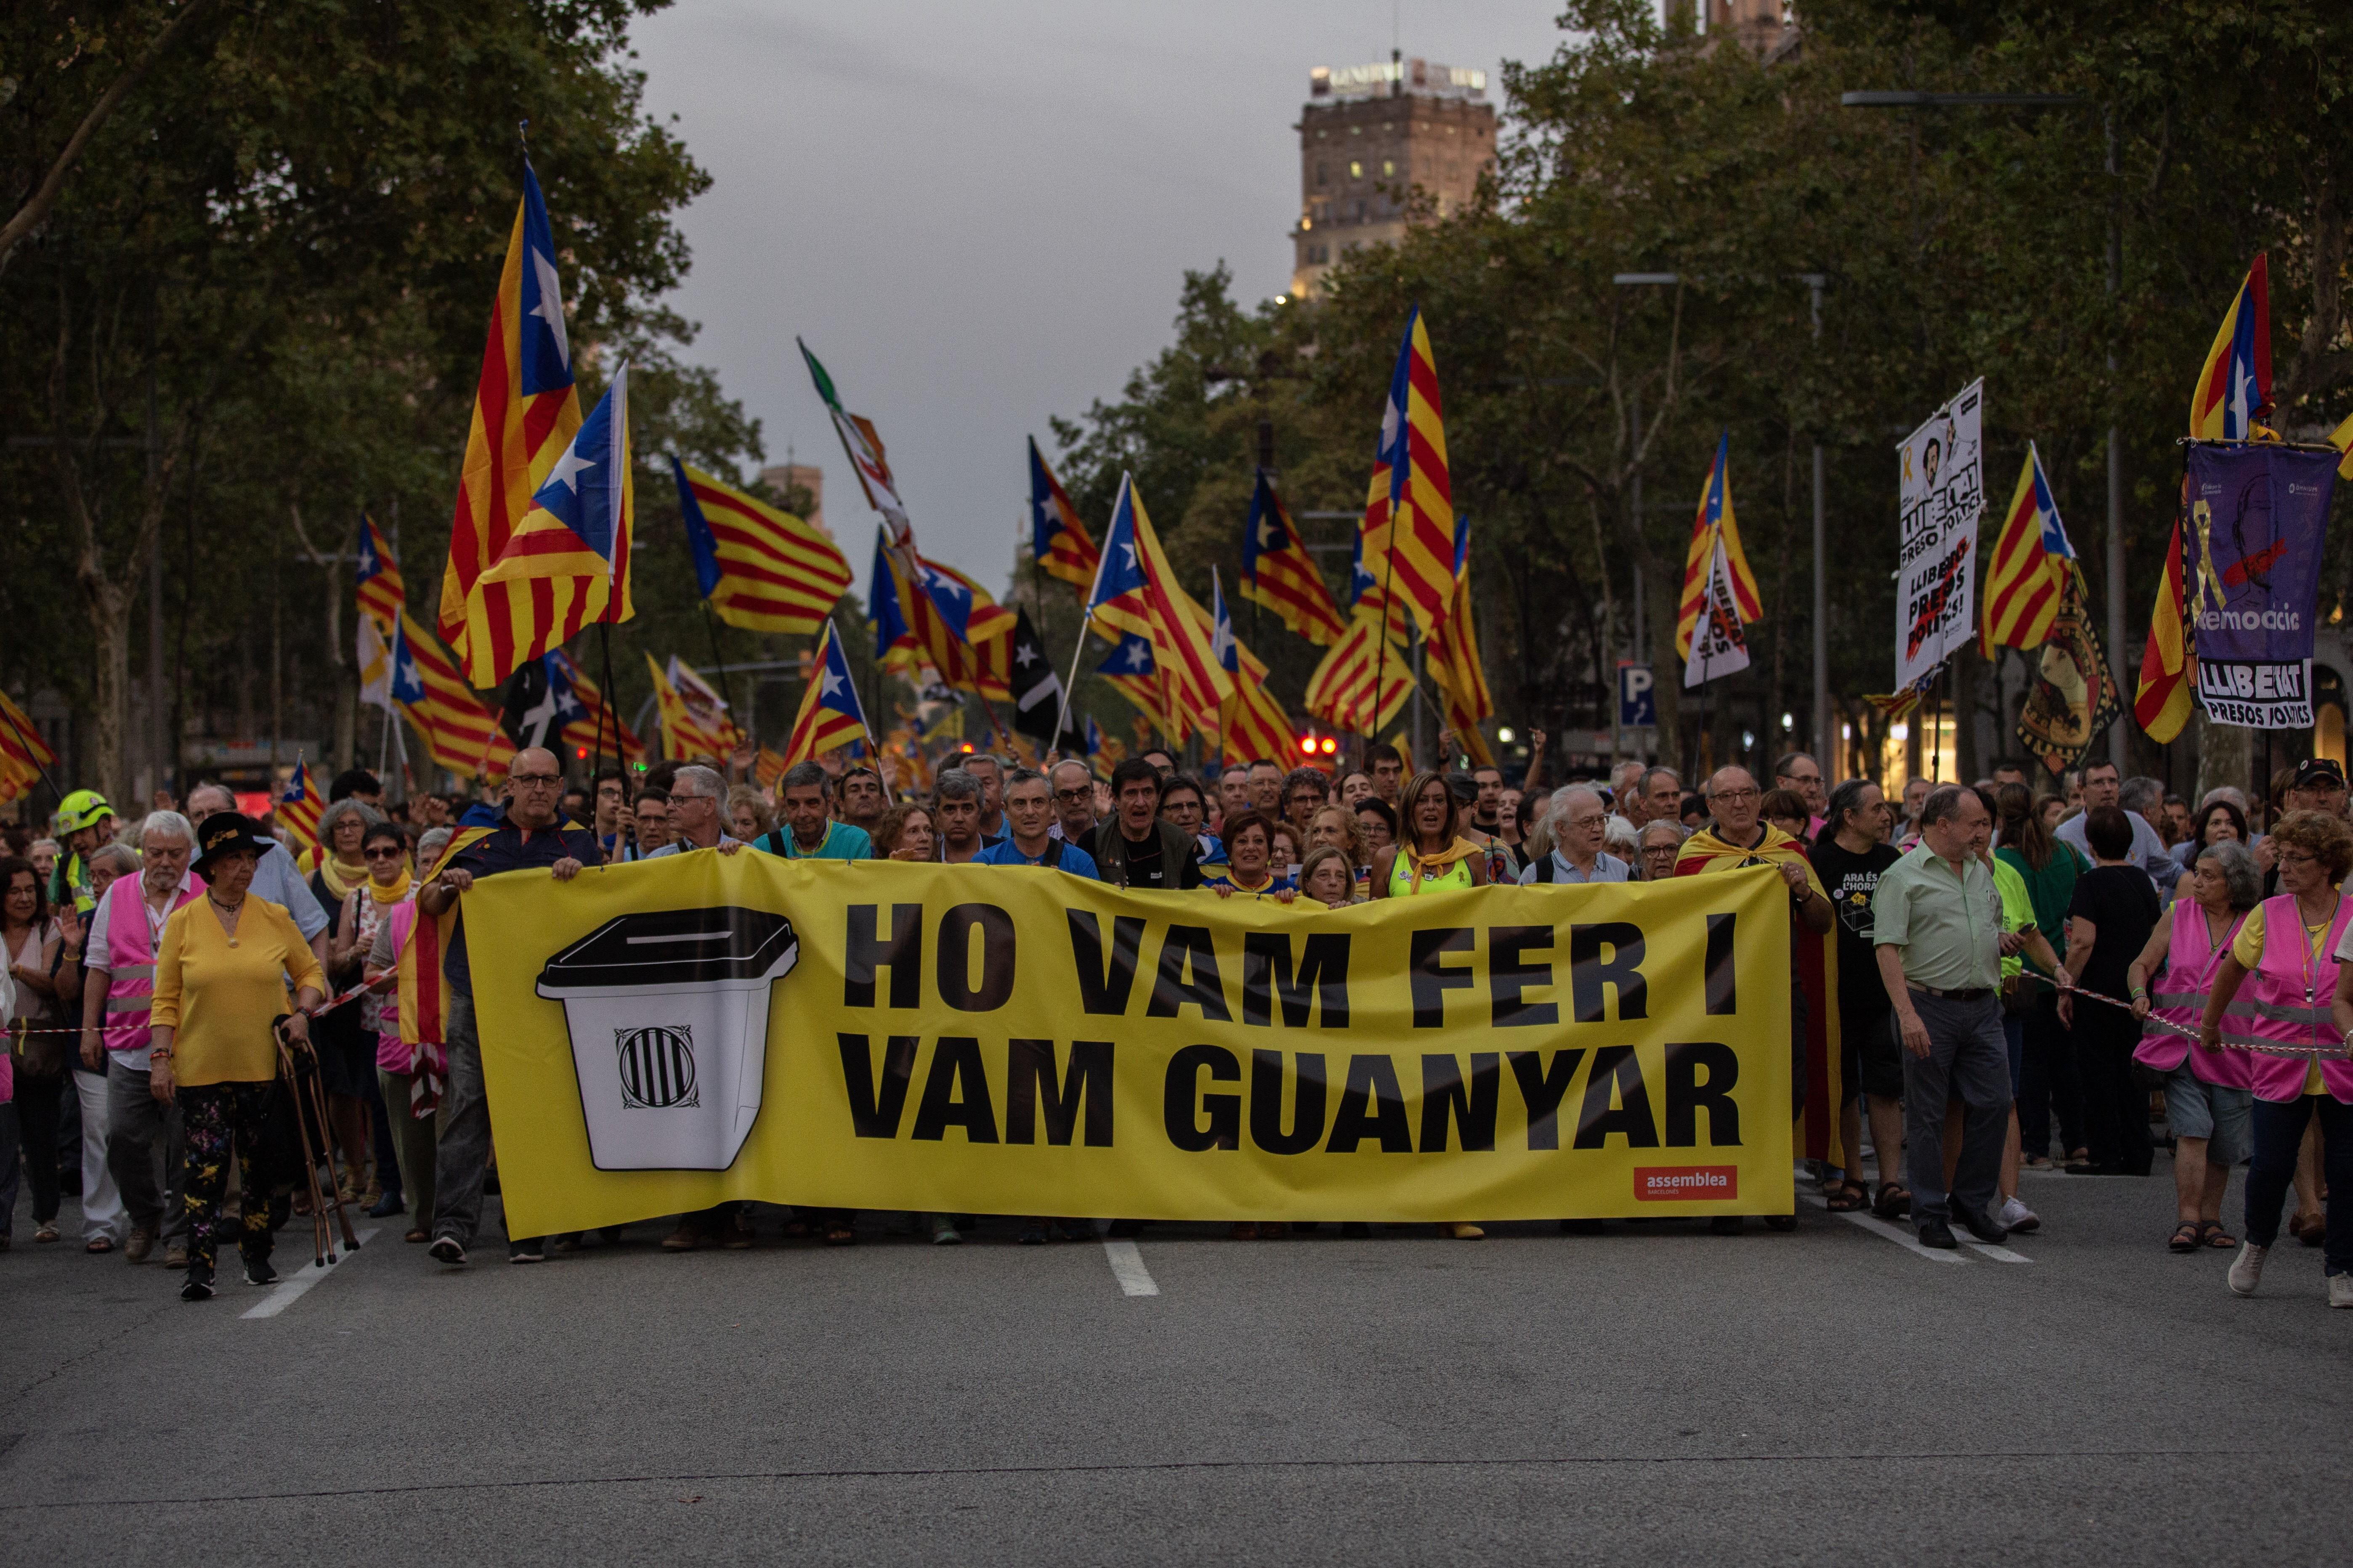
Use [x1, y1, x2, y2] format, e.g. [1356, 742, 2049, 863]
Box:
[415, 748, 601, 1267]
[1518, 785, 1631, 884]
[977, 767, 1098, 878]
[755, 761, 873, 861]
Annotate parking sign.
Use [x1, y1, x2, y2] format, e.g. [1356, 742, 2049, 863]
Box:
[1617, 661, 1656, 728]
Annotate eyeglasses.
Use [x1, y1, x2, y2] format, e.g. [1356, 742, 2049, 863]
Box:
[1708, 788, 1760, 804]
[1054, 788, 1091, 803]
[363, 846, 404, 860]
[2279, 850, 2318, 867]
[510, 773, 563, 787]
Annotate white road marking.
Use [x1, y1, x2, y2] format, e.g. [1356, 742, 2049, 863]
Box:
[1101, 1238, 1159, 1297]
[1836, 1209, 1970, 1263]
[241, 1228, 380, 1319]
[1962, 1239, 2033, 1264]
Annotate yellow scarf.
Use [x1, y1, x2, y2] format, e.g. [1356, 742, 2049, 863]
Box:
[1402, 836, 1480, 894]
[315, 851, 369, 902]
[365, 864, 413, 905]
[1673, 822, 1827, 899]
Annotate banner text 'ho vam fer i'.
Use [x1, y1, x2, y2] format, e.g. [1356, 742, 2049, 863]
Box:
[463, 857, 1796, 1235]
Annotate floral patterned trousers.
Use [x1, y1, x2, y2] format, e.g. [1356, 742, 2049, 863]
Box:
[179, 1081, 276, 1282]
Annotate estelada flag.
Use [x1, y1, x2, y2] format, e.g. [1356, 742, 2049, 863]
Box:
[277, 759, 325, 855]
[1098, 634, 1174, 741]
[1675, 431, 1762, 660]
[441, 159, 583, 667]
[391, 614, 514, 781]
[1672, 824, 1843, 1169]
[2190, 253, 2271, 441]
[1980, 443, 2077, 655]
[1212, 577, 1295, 770]
[2133, 512, 2196, 743]
[784, 621, 871, 765]
[674, 458, 852, 637]
[356, 516, 404, 630]
[1028, 437, 1099, 592]
[1303, 616, 1411, 737]
[1241, 470, 1347, 646]
[546, 649, 645, 768]
[1682, 534, 1753, 690]
[1086, 473, 1230, 735]
[1355, 307, 1458, 638]
[468, 367, 636, 686]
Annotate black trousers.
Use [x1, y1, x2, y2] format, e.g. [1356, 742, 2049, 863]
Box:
[2074, 1003, 2150, 1174]
[13, 1073, 64, 1225]
[2018, 990, 2084, 1159]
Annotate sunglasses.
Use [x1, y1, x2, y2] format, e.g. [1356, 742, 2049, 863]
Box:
[364, 846, 404, 860]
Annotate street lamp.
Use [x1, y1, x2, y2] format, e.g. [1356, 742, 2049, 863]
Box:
[1839, 88, 2122, 766]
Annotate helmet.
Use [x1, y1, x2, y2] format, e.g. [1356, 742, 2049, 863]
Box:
[56, 789, 114, 834]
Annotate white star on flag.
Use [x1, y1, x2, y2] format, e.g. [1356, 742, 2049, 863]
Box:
[1014, 641, 1038, 666]
[1120, 543, 1138, 571]
[1124, 645, 1149, 671]
[545, 443, 595, 494]
[530, 249, 571, 369]
[820, 665, 844, 698]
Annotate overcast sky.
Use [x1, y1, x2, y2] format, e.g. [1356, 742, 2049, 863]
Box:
[629, 1, 1572, 595]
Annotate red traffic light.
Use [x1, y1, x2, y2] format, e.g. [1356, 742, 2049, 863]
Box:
[1299, 735, 1316, 755]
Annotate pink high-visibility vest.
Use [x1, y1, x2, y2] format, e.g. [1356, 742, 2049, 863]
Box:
[2135, 900, 2252, 1088]
[101, 877, 204, 1057]
[2223, 892, 2353, 1105]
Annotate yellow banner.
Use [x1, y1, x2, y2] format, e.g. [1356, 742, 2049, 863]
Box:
[466, 857, 1794, 1235]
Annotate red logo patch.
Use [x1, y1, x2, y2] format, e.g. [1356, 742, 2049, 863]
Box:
[1634, 1165, 1739, 1201]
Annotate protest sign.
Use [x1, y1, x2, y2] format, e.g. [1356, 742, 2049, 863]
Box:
[1896, 380, 1985, 690]
[2186, 443, 2338, 729]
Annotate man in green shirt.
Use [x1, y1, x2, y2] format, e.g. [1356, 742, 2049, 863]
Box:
[756, 761, 872, 862]
[1872, 783, 2026, 1250]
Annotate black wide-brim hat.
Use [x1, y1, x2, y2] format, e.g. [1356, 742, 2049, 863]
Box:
[193, 812, 275, 877]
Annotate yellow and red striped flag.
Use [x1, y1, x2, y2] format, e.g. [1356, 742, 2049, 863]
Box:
[1303, 617, 1412, 737]
[1084, 475, 1231, 735]
[673, 459, 852, 636]
[1356, 308, 1458, 637]
[1980, 443, 2077, 655]
[754, 746, 789, 792]
[1028, 437, 1100, 592]
[439, 160, 584, 671]
[356, 516, 405, 629]
[1424, 517, 1494, 762]
[276, 760, 326, 855]
[2189, 253, 2271, 441]
[1241, 471, 1347, 646]
[2134, 510, 2196, 744]
[1676, 431, 1762, 660]
[390, 614, 515, 781]
[0, 687, 57, 799]
[467, 369, 636, 686]
[648, 653, 738, 762]
[784, 621, 872, 765]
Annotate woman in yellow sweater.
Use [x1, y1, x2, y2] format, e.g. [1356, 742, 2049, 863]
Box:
[149, 813, 324, 1301]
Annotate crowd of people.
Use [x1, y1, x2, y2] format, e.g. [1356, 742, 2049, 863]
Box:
[0, 737, 2343, 1309]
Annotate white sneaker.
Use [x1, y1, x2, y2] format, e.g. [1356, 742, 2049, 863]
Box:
[1997, 1196, 2040, 1234]
[2329, 1274, 2353, 1310]
[2228, 1242, 2268, 1297]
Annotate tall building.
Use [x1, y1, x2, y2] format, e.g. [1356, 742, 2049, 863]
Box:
[758, 461, 826, 536]
[1290, 55, 1498, 299]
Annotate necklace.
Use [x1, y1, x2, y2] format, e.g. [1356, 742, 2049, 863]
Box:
[207, 891, 243, 946]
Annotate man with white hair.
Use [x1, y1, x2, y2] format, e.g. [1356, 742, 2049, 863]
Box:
[79, 812, 201, 1266]
[643, 765, 746, 861]
[1609, 761, 1647, 829]
[1519, 786, 1629, 883]
[184, 781, 330, 971]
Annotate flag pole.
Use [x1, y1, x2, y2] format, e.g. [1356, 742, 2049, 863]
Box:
[1051, 518, 1117, 751]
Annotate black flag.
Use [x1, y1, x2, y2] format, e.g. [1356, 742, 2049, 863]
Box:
[501, 656, 564, 753]
[1008, 609, 1081, 748]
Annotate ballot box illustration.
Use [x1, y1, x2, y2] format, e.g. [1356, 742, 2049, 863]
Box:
[536, 906, 798, 1171]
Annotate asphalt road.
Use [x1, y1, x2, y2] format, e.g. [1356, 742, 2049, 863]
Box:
[4, 1154, 2348, 1565]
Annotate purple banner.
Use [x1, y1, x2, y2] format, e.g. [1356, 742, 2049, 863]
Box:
[2187, 444, 2337, 730]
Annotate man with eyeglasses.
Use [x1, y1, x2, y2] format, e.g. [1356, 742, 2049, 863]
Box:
[1048, 760, 1099, 845]
[2056, 759, 2176, 894]
[1246, 759, 1285, 815]
[643, 766, 747, 861]
[1281, 767, 1331, 840]
[1519, 786, 1628, 884]
[416, 747, 600, 1268]
[1675, 765, 1834, 1234]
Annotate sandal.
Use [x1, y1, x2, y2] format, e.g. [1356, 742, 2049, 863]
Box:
[2168, 1221, 2202, 1253]
[85, 1236, 114, 1254]
[1871, 1183, 1912, 1220]
[2197, 1221, 2238, 1250]
[1825, 1181, 1869, 1212]
[34, 1223, 59, 1244]
[404, 1228, 429, 1244]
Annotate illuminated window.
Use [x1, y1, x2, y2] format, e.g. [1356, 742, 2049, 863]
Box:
[1349, 160, 1362, 178]
[1382, 159, 1395, 176]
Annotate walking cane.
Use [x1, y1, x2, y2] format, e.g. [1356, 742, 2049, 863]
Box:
[274, 1015, 361, 1265]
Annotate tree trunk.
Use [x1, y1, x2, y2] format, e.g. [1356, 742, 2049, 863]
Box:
[2194, 711, 2252, 817]
[80, 574, 132, 805]
[1646, 542, 1682, 775]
